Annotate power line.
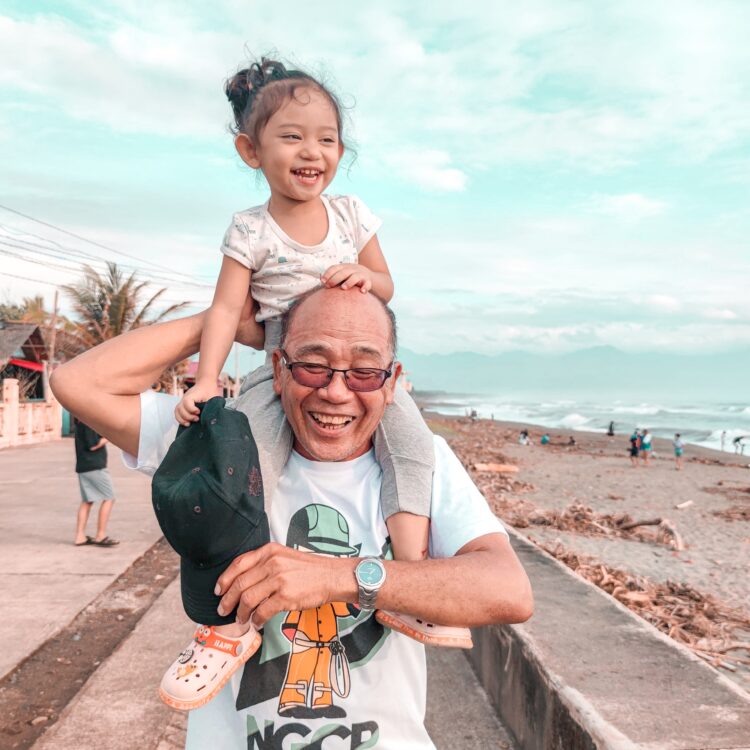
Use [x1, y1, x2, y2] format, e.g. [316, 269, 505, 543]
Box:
[0, 203, 218, 281]
[0, 236, 214, 291]
[0, 270, 61, 287]
[0, 221, 216, 285]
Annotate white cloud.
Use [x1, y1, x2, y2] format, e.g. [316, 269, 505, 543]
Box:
[703, 308, 738, 320]
[384, 149, 467, 192]
[646, 294, 681, 313]
[588, 193, 668, 221]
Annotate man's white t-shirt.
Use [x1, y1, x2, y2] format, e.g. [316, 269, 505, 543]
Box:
[126, 390, 505, 750]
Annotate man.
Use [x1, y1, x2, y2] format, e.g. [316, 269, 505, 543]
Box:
[73, 419, 119, 547]
[51, 288, 532, 749]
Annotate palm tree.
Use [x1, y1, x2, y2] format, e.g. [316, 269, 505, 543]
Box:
[19, 295, 50, 326]
[62, 262, 189, 390]
[62, 262, 188, 348]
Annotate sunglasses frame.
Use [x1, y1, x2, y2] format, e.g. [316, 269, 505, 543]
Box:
[280, 350, 394, 392]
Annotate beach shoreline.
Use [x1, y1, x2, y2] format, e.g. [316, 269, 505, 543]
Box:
[425, 413, 750, 690]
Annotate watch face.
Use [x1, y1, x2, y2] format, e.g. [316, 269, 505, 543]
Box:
[358, 560, 383, 586]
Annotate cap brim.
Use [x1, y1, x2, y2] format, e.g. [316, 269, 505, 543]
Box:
[180, 557, 238, 626]
[180, 519, 269, 626]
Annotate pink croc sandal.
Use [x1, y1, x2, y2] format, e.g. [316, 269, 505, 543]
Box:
[375, 611, 473, 649]
[159, 624, 262, 711]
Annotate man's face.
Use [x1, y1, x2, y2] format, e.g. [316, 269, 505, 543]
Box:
[272, 289, 401, 462]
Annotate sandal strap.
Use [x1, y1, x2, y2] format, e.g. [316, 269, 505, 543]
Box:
[193, 626, 241, 656]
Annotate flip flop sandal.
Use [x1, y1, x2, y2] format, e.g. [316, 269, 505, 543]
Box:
[74, 536, 94, 546]
[375, 611, 473, 649]
[91, 536, 119, 547]
[159, 624, 262, 711]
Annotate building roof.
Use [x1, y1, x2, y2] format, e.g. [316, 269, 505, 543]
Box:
[0, 321, 46, 366]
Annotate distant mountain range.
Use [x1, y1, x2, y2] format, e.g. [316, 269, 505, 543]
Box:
[397, 345, 750, 401]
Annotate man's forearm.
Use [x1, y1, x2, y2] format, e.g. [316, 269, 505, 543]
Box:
[51, 312, 206, 456]
[328, 534, 533, 627]
[68, 312, 205, 396]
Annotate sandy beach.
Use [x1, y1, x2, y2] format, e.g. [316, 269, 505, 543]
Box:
[426, 415, 750, 691]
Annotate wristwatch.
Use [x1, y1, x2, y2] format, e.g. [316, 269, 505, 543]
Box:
[355, 557, 386, 610]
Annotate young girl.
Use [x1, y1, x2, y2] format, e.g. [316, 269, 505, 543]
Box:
[161, 58, 471, 712]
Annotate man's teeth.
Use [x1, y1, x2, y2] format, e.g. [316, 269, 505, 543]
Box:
[311, 413, 353, 426]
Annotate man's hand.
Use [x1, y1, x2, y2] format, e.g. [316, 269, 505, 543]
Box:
[215, 543, 356, 626]
[235, 292, 265, 349]
[321, 263, 373, 293]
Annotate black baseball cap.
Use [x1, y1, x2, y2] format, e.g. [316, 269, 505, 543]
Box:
[152, 396, 268, 625]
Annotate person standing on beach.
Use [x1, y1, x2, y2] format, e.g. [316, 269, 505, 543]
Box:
[640, 429, 653, 466]
[629, 428, 640, 467]
[73, 420, 119, 547]
[607, 420, 616, 437]
[672, 433, 685, 470]
[721, 430, 727, 452]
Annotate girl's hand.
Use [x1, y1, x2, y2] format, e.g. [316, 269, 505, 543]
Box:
[321, 263, 373, 293]
[174, 380, 219, 426]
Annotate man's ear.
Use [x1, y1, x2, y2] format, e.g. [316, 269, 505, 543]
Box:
[384, 361, 402, 405]
[272, 349, 283, 396]
[235, 133, 261, 169]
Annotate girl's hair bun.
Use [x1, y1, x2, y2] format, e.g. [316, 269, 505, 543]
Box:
[224, 56, 346, 148]
[225, 58, 296, 132]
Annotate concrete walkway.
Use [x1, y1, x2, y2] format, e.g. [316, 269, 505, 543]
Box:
[1, 440, 516, 749]
[33, 579, 516, 750]
[0, 438, 161, 679]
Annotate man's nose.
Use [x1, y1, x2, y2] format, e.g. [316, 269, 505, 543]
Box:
[318, 371, 350, 401]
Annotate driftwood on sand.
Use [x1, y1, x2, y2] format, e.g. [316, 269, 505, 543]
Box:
[543, 543, 750, 672]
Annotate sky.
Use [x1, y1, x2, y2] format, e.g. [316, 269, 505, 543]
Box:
[1, 0, 750, 363]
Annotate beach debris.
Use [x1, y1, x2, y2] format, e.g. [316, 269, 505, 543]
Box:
[714, 505, 750, 522]
[542, 542, 750, 675]
[675, 500, 694, 510]
[472, 463, 519, 474]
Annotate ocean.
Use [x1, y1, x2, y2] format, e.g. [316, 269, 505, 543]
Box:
[416, 392, 750, 453]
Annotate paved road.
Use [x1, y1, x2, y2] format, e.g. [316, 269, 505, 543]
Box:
[0, 438, 160, 679]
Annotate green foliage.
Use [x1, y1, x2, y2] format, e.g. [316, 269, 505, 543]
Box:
[62, 262, 188, 348]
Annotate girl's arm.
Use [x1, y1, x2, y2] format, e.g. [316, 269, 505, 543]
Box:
[175, 256, 251, 425]
[321, 234, 394, 302]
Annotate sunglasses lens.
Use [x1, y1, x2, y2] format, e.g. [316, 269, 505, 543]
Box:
[290, 364, 332, 388]
[346, 369, 387, 392]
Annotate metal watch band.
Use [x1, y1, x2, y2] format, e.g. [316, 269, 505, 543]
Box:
[356, 557, 386, 611]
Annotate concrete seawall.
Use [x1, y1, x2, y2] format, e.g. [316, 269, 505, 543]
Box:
[468, 530, 750, 750]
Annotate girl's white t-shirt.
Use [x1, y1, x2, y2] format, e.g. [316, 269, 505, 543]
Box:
[220, 194, 382, 322]
[125, 390, 505, 749]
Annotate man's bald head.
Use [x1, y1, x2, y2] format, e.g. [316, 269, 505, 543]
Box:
[279, 287, 398, 358]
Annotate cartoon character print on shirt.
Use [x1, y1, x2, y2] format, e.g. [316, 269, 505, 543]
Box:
[277, 504, 361, 719]
[235, 504, 391, 747]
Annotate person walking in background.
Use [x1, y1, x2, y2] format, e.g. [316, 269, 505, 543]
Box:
[721, 430, 727, 452]
[629, 428, 640, 467]
[733, 436, 746, 455]
[640, 429, 653, 466]
[673, 433, 685, 471]
[607, 420, 616, 437]
[74, 419, 119, 547]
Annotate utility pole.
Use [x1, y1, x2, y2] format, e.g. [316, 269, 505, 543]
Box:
[48, 289, 59, 371]
[234, 342, 240, 397]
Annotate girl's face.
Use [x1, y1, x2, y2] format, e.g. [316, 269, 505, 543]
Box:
[239, 87, 343, 203]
